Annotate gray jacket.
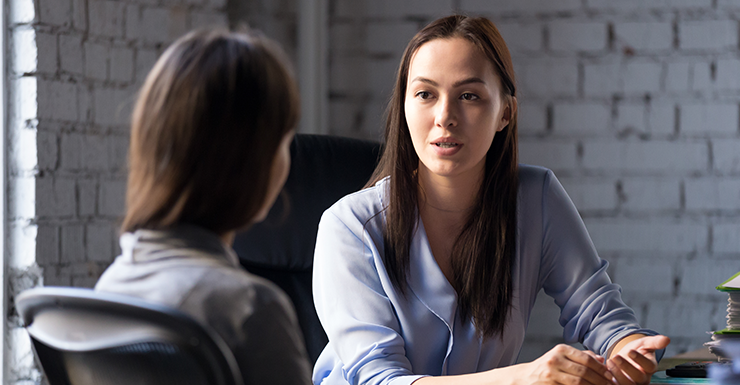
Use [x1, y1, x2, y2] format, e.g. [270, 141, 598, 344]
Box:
[95, 225, 312, 385]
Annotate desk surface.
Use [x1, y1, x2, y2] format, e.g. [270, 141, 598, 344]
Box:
[652, 347, 716, 384]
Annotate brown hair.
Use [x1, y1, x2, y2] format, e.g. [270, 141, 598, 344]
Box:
[122, 29, 299, 235]
[367, 15, 519, 338]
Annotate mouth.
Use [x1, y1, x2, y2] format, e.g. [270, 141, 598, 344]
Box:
[434, 142, 459, 149]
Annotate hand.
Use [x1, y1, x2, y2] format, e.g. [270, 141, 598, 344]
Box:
[517, 344, 614, 385]
[607, 335, 671, 385]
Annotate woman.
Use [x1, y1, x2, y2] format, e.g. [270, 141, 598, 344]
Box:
[95, 29, 311, 385]
[312, 15, 669, 385]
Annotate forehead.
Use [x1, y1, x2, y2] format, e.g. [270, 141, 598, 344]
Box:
[407, 37, 496, 83]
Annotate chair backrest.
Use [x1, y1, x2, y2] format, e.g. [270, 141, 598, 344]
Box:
[16, 287, 244, 385]
[234, 134, 382, 363]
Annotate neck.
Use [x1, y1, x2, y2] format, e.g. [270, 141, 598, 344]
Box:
[417, 163, 483, 214]
[220, 231, 235, 246]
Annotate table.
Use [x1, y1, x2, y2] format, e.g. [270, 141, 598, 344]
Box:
[652, 347, 717, 384]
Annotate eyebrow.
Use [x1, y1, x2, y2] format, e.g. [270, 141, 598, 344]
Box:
[410, 76, 486, 88]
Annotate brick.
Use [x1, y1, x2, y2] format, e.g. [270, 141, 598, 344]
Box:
[714, 224, 740, 253]
[549, 21, 607, 52]
[692, 62, 712, 91]
[366, 22, 418, 55]
[72, 0, 86, 31]
[36, 177, 76, 217]
[38, 0, 72, 27]
[36, 225, 59, 266]
[10, 0, 35, 24]
[582, 141, 708, 172]
[586, 221, 708, 253]
[86, 223, 114, 262]
[584, 62, 620, 97]
[61, 225, 85, 263]
[135, 48, 158, 84]
[587, 0, 712, 10]
[331, 23, 363, 54]
[520, 60, 578, 98]
[140, 7, 187, 45]
[37, 130, 58, 170]
[552, 103, 610, 135]
[125, 4, 140, 41]
[9, 223, 38, 269]
[367, 57, 398, 101]
[558, 178, 617, 211]
[495, 23, 543, 52]
[78, 83, 91, 122]
[12, 28, 37, 75]
[517, 101, 547, 135]
[341, 0, 452, 18]
[616, 104, 646, 133]
[645, 300, 722, 339]
[679, 20, 738, 51]
[93, 88, 134, 126]
[680, 259, 740, 295]
[60, 133, 109, 171]
[11, 77, 38, 131]
[623, 62, 661, 94]
[461, 0, 580, 14]
[713, 139, 740, 173]
[99, 179, 126, 217]
[614, 22, 672, 51]
[329, 100, 358, 135]
[330, 56, 365, 95]
[8, 176, 35, 220]
[621, 178, 681, 211]
[108, 135, 129, 172]
[43, 266, 72, 286]
[685, 178, 740, 211]
[209, 0, 227, 8]
[190, 11, 228, 29]
[37, 80, 77, 121]
[716, 59, 740, 91]
[612, 258, 674, 295]
[665, 62, 690, 92]
[680, 104, 739, 136]
[361, 101, 385, 139]
[519, 141, 578, 170]
[59, 34, 83, 75]
[109, 46, 134, 83]
[35, 32, 57, 75]
[89, 0, 125, 38]
[648, 103, 676, 135]
[77, 179, 97, 216]
[84, 41, 109, 81]
[10, 127, 37, 173]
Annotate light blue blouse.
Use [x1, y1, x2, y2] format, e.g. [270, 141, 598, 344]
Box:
[312, 165, 659, 385]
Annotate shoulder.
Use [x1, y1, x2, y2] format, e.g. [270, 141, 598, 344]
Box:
[321, 176, 388, 228]
[518, 164, 556, 198]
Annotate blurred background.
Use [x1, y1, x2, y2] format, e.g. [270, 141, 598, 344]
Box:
[6, 0, 740, 381]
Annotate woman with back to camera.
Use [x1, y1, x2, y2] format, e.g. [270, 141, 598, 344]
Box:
[94, 29, 312, 385]
[312, 15, 670, 385]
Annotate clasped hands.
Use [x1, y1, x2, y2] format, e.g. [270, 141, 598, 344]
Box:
[520, 335, 671, 385]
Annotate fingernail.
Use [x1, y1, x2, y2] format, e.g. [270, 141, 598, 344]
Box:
[613, 356, 623, 364]
[628, 350, 638, 359]
[604, 371, 614, 380]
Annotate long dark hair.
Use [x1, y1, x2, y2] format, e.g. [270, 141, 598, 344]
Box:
[367, 15, 519, 338]
[122, 29, 299, 235]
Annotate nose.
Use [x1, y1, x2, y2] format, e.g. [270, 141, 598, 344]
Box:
[434, 96, 457, 129]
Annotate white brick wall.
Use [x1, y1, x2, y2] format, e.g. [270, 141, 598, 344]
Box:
[6, 0, 228, 382]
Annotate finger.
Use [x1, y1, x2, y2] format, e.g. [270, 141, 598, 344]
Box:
[612, 355, 649, 385]
[560, 358, 613, 385]
[627, 350, 657, 373]
[585, 350, 606, 364]
[635, 335, 670, 351]
[607, 359, 635, 385]
[564, 348, 614, 383]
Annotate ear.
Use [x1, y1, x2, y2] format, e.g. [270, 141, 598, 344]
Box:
[497, 96, 517, 132]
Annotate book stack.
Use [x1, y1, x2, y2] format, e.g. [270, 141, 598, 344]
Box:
[706, 272, 740, 359]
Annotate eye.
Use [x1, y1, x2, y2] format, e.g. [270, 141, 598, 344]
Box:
[460, 93, 479, 101]
[415, 91, 432, 100]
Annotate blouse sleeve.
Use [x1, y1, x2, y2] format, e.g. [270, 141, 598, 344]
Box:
[537, 170, 663, 359]
[313, 208, 425, 385]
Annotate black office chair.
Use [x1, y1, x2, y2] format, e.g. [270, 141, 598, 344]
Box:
[16, 286, 244, 385]
[234, 134, 382, 364]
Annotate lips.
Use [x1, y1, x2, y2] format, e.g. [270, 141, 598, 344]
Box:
[430, 137, 463, 155]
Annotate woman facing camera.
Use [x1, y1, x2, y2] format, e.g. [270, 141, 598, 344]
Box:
[95, 29, 311, 385]
[312, 15, 669, 385]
